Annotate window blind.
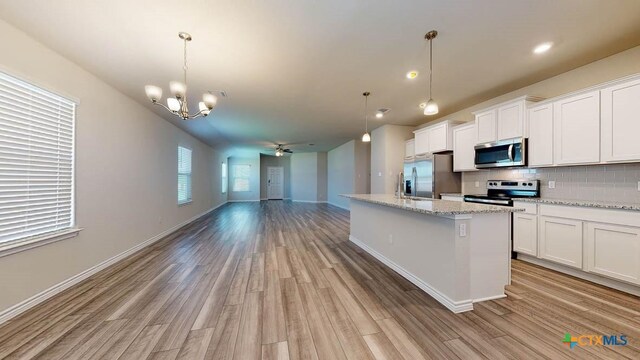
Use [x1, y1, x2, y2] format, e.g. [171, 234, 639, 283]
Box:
[232, 164, 250, 192]
[177, 146, 192, 204]
[0, 71, 76, 244]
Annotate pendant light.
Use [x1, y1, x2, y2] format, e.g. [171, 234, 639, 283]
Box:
[361, 92, 371, 142]
[424, 30, 439, 116]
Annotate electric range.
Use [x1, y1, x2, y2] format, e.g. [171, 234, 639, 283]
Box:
[463, 180, 540, 206]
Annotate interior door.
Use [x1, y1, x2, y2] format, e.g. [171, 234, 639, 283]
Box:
[267, 166, 284, 200]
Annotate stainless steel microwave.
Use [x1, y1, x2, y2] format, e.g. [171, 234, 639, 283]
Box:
[474, 137, 527, 169]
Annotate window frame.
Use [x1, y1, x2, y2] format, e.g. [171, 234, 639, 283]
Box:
[0, 70, 81, 257]
[177, 145, 193, 205]
[232, 164, 251, 192]
[221, 161, 228, 194]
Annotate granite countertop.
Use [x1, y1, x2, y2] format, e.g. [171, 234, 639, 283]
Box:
[513, 197, 640, 212]
[342, 194, 522, 216]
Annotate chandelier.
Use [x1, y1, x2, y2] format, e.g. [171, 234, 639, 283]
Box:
[144, 32, 217, 120]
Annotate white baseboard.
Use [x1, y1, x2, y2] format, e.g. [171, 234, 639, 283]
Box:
[349, 235, 474, 313]
[518, 254, 640, 297]
[327, 202, 350, 211]
[0, 201, 228, 326]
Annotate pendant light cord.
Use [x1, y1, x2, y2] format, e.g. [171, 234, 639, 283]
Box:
[183, 38, 188, 86]
[429, 37, 433, 99]
[364, 94, 369, 132]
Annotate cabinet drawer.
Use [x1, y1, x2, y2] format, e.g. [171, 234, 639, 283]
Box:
[513, 202, 537, 215]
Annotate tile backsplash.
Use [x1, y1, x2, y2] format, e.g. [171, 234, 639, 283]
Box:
[462, 163, 640, 203]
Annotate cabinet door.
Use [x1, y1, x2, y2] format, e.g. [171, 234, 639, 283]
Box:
[553, 91, 600, 165]
[428, 123, 448, 152]
[528, 104, 554, 167]
[586, 222, 640, 285]
[601, 78, 640, 162]
[405, 139, 415, 158]
[452, 123, 477, 172]
[414, 130, 429, 155]
[475, 109, 497, 144]
[513, 213, 537, 256]
[497, 101, 524, 140]
[539, 216, 583, 268]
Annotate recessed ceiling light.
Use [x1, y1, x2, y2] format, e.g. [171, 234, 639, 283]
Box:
[406, 71, 419, 79]
[376, 112, 384, 118]
[533, 42, 553, 54]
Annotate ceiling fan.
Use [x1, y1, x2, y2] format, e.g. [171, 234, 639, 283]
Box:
[273, 144, 293, 157]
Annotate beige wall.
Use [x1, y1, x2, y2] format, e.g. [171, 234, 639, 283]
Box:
[260, 154, 291, 200]
[370, 125, 414, 194]
[327, 140, 370, 209]
[328, 141, 356, 209]
[0, 19, 226, 314]
[317, 152, 328, 202]
[291, 152, 319, 202]
[228, 155, 261, 201]
[417, 45, 640, 129]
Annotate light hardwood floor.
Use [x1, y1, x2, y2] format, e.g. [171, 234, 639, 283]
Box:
[1, 201, 639, 359]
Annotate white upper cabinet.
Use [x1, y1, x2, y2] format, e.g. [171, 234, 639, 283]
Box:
[601, 77, 640, 163]
[474, 96, 543, 145]
[553, 90, 600, 165]
[427, 122, 448, 152]
[405, 139, 415, 159]
[413, 120, 461, 155]
[528, 103, 554, 167]
[414, 128, 429, 155]
[497, 101, 525, 140]
[452, 123, 477, 172]
[474, 109, 497, 144]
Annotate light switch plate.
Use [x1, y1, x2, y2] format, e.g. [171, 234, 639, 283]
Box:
[548, 180, 556, 189]
[637, 181, 640, 191]
[475, 181, 479, 188]
[459, 224, 467, 237]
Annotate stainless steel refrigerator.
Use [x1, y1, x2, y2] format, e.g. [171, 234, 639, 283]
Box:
[403, 153, 461, 198]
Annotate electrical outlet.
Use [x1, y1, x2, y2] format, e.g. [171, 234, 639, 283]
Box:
[637, 181, 640, 191]
[548, 180, 556, 189]
[475, 181, 480, 188]
[378, 172, 382, 177]
[459, 224, 467, 237]
[388, 234, 394, 244]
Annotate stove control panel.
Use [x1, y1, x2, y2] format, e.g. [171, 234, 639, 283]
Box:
[487, 180, 540, 191]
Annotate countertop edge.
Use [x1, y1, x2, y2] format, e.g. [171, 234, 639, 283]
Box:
[341, 194, 523, 216]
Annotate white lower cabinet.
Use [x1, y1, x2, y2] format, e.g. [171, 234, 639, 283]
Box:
[585, 222, 640, 285]
[513, 213, 537, 256]
[538, 216, 583, 269]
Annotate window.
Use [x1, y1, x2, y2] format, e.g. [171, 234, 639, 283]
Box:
[221, 162, 227, 194]
[177, 146, 192, 204]
[232, 164, 251, 192]
[0, 71, 76, 245]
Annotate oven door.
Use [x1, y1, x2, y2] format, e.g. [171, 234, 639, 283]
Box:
[474, 138, 526, 169]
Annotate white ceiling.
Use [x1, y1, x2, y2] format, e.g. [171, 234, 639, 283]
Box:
[1, 0, 640, 154]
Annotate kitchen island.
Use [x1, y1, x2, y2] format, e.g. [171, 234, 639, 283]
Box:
[343, 194, 522, 313]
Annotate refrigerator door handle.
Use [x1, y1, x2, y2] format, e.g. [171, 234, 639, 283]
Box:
[412, 167, 418, 196]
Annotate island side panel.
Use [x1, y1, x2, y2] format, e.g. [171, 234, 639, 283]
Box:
[348, 199, 473, 312]
[468, 213, 511, 301]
